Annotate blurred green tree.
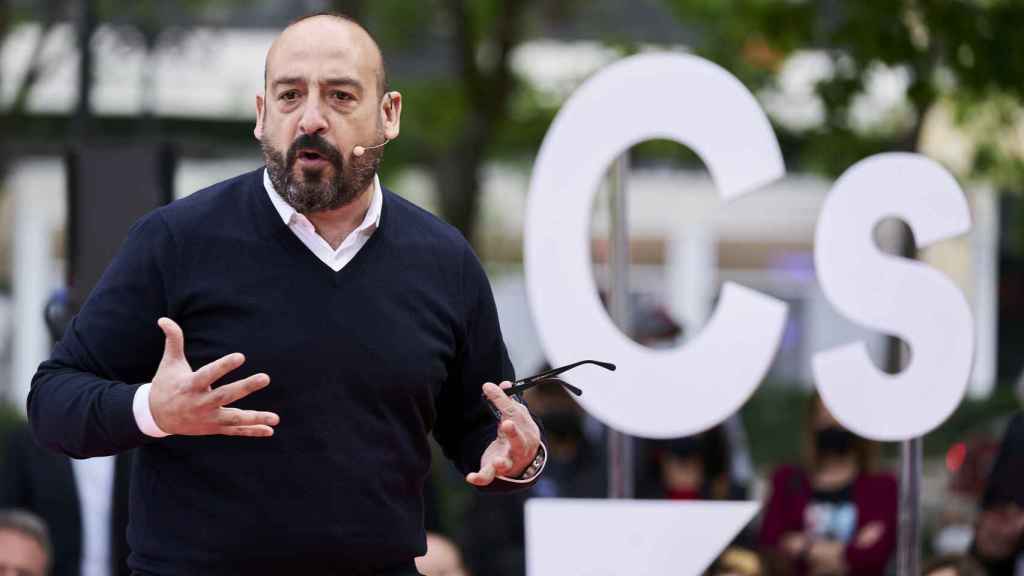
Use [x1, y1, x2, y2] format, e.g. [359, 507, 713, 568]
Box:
[333, 0, 570, 245]
[0, 0, 590, 247]
[663, 0, 1024, 374]
[0, 0, 66, 179]
[661, 0, 1024, 187]
[0, 0, 247, 170]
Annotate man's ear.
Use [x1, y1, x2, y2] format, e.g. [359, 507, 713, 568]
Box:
[381, 91, 402, 141]
[254, 94, 265, 140]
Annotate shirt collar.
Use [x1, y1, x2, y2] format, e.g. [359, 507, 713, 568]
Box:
[263, 168, 383, 234]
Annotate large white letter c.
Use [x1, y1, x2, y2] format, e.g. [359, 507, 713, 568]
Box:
[524, 53, 788, 438]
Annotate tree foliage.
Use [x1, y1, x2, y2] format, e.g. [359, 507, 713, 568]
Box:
[662, 0, 1024, 187]
[353, 0, 563, 245]
[0, 0, 577, 246]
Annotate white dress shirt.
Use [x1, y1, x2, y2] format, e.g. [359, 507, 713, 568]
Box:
[262, 169, 383, 272]
[71, 456, 116, 576]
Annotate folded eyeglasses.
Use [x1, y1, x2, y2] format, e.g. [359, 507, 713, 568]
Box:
[484, 359, 615, 419]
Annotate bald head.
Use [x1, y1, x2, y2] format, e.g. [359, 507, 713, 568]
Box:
[264, 13, 388, 100]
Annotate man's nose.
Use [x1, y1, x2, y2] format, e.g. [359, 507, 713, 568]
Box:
[298, 97, 328, 136]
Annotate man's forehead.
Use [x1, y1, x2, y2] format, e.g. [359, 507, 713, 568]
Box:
[265, 16, 382, 87]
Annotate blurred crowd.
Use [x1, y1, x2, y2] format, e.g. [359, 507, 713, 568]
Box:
[1, 313, 1023, 576]
[4, 382, 1022, 576]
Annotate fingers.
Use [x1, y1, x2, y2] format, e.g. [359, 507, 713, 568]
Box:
[501, 420, 527, 455]
[466, 462, 497, 486]
[207, 373, 270, 407]
[482, 381, 519, 418]
[216, 407, 280, 428]
[157, 317, 186, 362]
[220, 425, 276, 437]
[467, 443, 515, 486]
[493, 455, 514, 475]
[193, 353, 246, 389]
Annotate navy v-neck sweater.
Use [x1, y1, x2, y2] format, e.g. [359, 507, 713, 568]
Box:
[28, 169, 518, 574]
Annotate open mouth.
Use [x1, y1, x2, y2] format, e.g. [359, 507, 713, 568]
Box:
[298, 150, 325, 162]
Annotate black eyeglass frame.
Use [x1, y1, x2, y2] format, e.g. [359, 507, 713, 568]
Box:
[503, 359, 616, 398]
[482, 359, 616, 419]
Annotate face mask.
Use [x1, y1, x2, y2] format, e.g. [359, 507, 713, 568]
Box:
[816, 426, 856, 458]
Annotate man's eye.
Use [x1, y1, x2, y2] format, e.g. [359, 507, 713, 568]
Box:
[332, 91, 354, 102]
[280, 91, 299, 101]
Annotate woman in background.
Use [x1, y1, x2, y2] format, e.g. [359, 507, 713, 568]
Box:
[759, 393, 898, 576]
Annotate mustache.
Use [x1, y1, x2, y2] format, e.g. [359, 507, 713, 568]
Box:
[286, 133, 343, 169]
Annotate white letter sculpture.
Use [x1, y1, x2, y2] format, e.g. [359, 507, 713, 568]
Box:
[524, 53, 788, 440]
[522, 55, 974, 576]
[523, 53, 786, 576]
[813, 153, 974, 440]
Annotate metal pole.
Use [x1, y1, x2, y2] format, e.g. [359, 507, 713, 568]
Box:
[74, 0, 95, 140]
[887, 221, 921, 576]
[897, 437, 922, 576]
[607, 153, 634, 499]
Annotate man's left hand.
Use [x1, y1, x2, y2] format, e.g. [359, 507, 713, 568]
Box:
[466, 381, 541, 486]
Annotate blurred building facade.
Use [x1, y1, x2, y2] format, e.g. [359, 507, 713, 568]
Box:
[0, 2, 1006, 411]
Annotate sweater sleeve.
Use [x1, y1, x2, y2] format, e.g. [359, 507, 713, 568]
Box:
[759, 466, 805, 550]
[844, 473, 899, 574]
[27, 211, 177, 459]
[433, 243, 539, 492]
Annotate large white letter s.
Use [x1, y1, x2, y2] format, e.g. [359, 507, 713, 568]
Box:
[813, 153, 974, 441]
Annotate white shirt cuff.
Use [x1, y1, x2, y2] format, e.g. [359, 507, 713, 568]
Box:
[133, 383, 171, 438]
[497, 442, 547, 484]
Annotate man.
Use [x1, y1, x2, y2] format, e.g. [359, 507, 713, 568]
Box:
[28, 12, 543, 575]
[0, 509, 51, 576]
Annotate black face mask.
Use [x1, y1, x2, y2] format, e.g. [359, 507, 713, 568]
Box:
[816, 426, 856, 458]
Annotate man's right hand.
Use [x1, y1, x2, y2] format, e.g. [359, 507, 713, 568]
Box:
[149, 317, 279, 437]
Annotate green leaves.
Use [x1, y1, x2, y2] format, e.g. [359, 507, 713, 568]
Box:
[662, 0, 1024, 187]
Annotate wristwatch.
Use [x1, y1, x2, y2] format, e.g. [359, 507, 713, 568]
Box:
[516, 443, 546, 479]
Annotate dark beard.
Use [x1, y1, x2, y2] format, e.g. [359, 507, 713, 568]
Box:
[261, 132, 382, 214]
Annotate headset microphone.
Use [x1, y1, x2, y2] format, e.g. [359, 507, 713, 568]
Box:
[352, 138, 390, 157]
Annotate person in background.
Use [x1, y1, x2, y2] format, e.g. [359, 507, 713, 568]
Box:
[923, 554, 985, 576]
[644, 425, 745, 501]
[971, 412, 1024, 575]
[638, 425, 757, 574]
[0, 289, 132, 576]
[759, 392, 897, 576]
[0, 509, 51, 576]
[415, 533, 469, 576]
[0, 426, 131, 576]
